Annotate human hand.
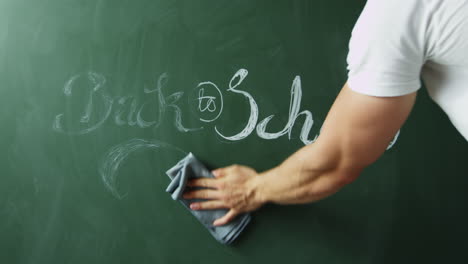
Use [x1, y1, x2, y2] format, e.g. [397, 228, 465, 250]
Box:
[183, 165, 265, 226]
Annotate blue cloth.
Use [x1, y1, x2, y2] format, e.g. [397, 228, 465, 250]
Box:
[166, 153, 251, 245]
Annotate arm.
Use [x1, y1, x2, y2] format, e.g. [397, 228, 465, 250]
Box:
[184, 82, 417, 225]
[255, 83, 416, 204]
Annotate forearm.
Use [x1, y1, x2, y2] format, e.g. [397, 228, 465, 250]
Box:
[186, 84, 415, 226]
[254, 140, 362, 205]
[252, 84, 416, 206]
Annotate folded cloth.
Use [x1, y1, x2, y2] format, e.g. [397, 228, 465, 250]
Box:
[166, 153, 251, 245]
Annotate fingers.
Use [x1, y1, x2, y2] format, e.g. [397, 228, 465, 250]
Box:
[183, 189, 220, 200]
[187, 178, 217, 188]
[212, 164, 242, 178]
[213, 209, 238, 226]
[189, 200, 226, 210]
[186, 165, 236, 187]
[212, 168, 224, 178]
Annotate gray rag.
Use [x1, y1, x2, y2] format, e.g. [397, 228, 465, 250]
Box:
[165, 153, 251, 245]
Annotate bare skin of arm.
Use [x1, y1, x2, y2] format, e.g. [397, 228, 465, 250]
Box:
[184, 83, 417, 226]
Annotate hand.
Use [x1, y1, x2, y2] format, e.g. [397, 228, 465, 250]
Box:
[183, 165, 265, 226]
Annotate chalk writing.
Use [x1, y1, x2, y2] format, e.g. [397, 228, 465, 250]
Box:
[198, 89, 216, 112]
[215, 69, 259, 141]
[53, 72, 200, 134]
[53, 72, 113, 135]
[53, 68, 401, 198]
[256, 75, 317, 145]
[196, 81, 224, 123]
[53, 68, 400, 148]
[387, 130, 400, 150]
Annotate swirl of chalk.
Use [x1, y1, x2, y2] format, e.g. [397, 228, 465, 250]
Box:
[99, 138, 186, 199]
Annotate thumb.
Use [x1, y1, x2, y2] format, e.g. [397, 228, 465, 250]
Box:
[213, 209, 237, 226]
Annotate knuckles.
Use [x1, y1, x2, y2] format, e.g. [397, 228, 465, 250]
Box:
[227, 164, 241, 173]
[216, 181, 226, 190]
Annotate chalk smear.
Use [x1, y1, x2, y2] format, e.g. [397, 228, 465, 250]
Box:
[99, 138, 186, 199]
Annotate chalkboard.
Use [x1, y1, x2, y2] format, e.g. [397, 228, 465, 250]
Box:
[1, 1, 468, 263]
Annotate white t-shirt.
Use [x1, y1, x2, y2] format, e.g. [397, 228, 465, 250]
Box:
[347, 0, 468, 141]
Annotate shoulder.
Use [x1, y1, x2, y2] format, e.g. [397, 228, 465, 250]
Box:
[346, 0, 432, 97]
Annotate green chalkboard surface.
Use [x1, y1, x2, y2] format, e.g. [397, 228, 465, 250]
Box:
[1, 0, 468, 263]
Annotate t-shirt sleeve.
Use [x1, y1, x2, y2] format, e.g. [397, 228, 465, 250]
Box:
[347, 0, 428, 97]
